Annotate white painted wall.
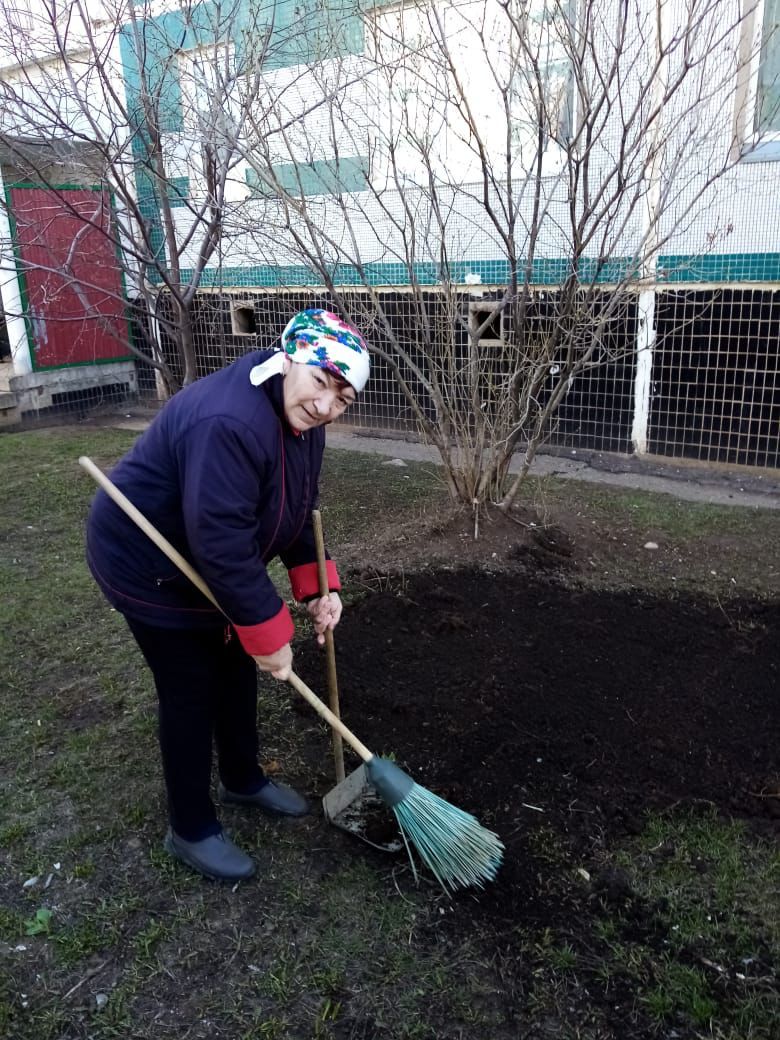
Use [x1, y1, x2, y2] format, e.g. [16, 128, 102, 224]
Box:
[3, 0, 778, 281]
[0, 162, 32, 375]
[160, 0, 780, 277]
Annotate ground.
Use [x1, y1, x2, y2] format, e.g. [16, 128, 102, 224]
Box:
[304, 564, 780, 862]
[289, 511, 779, 1035]
[1, 429, 778, 1040]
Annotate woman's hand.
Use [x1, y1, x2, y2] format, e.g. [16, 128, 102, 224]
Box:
[306, 592, 343, 645]
[253, 643, 293, 681]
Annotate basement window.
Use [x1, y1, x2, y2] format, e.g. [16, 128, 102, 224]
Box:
[469, 302, 505, 347]
[231, 302, 257, 336]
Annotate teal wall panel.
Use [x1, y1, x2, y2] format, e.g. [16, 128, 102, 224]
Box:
[167, 175, 190, 208]
[246, 156, 369, 196]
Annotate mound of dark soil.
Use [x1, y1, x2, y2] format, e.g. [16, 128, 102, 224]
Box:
[295, 569, 779, 927]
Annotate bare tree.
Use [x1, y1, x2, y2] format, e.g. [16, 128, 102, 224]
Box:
[0, 0, 335, 389]
[1, 0, 768, 502]
[238, 0, 761, 514]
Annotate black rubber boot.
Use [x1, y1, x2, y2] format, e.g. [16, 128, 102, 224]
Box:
[163, 828, 256, 880]
[218, 779, 309, 817]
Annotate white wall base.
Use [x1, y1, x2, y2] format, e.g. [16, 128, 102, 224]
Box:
[9, 360, 138, 417]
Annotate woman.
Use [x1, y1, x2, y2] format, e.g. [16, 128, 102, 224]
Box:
[86, 309, 370, 881]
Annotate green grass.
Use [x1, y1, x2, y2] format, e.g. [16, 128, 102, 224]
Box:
[320, 446, 446, 543]
[554, 481, 767, 538]
[622, 809, 779, 955]
[0, 428, 469, 1040]
[578, 808, 780, 1037]
[521, 472, 780, 598]
[0, 426, 777, 1040]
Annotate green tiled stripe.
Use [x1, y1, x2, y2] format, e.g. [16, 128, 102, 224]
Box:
[167, 176, 190, 208]
[172, 258, 630, 288]
[169, 253, 780, 289]
[659, 253, 780, 282]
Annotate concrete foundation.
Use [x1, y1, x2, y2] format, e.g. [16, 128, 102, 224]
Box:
[7, 360, 138, 422]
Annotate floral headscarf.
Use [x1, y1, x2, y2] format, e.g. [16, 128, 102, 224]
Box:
[280, 310, 370, 393]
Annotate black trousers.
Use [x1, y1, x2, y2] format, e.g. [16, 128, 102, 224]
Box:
[126, 618, 266, 841]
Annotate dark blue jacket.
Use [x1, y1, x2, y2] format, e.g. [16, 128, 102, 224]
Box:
[86, 350, 339, 655]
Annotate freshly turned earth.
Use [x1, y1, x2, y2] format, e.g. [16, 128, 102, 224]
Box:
[287, 504, 778, 1037]
[294, 566, 779, 925]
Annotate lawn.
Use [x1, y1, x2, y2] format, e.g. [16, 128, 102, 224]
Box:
[0, 426, 777, 1040]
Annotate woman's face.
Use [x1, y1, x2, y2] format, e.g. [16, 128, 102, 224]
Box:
[282, 359, 356, 432]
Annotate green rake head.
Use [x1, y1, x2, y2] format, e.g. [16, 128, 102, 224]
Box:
[366, 757, 504, 894]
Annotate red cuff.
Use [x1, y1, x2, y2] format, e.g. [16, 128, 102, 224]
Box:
[288, 560, 341, 601]
[233, 602, 295, 655]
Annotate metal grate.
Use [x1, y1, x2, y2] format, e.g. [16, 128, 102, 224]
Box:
[650, 289, 780, 468]
[162, 284, 780, 469]
[5, 281, 779, 475]
[159, 288, 440, 432]
[514, 291, 638, 456]
[171, 285, 639, 453]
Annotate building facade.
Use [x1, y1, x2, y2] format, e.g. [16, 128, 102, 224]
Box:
[0, 1, 778, 469]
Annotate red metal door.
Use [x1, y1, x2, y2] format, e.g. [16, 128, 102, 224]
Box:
[8, 186, 131, 369]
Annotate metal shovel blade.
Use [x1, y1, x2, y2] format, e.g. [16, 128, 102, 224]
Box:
[322, 764, 404, 853]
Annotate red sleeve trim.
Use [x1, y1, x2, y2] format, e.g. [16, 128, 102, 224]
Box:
[233, 602, 295, 656]
[288, 560, 341, 601]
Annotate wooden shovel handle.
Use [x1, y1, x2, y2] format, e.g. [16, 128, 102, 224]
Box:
[312, 509, 346, 782]
[78, 456, 373, 764]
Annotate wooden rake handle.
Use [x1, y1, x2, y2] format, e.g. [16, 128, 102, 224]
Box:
[312, 509, 346, 783]
[286, 672, 371, 762]
[78, 456, 374, 764]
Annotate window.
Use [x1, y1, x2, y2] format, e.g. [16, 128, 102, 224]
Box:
[230, 302, 257, 336]
[469, 302, 505, 348]
[737, 0, 780, 160]
[756, 0, 780, 134]
[510, 0, 574, 161]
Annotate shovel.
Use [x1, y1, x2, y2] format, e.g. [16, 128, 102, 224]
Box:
[311, 510, 403, 854]
[311, 509, 346, 784]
